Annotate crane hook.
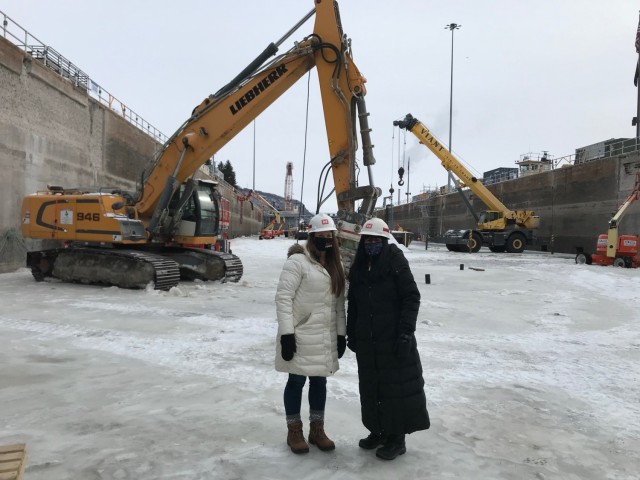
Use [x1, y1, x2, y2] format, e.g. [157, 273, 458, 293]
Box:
[397, 166, 405, 186]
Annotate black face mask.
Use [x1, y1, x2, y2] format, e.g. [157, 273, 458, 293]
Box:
[313, 237, 333, 251]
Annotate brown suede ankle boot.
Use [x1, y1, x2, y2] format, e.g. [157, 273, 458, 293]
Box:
[287, 421, 309, 454]
[308, 420, 335, 451]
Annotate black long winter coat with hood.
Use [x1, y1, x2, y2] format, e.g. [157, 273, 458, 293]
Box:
[347, 242, 430, 435]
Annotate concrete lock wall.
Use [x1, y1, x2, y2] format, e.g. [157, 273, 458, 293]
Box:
[0, 37, 260, 273]
[384, 152, 640, 255]
[3, 34, 640, 269]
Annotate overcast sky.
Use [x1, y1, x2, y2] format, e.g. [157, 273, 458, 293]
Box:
[2, 1, 639, 212]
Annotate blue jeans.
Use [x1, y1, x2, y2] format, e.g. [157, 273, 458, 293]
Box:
[284, 374, 327, 415]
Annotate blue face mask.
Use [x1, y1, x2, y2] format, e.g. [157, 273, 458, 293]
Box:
[364, 242, 383, 256]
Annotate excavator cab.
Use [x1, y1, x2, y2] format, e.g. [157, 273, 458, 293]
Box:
[169, 179, 221, 247]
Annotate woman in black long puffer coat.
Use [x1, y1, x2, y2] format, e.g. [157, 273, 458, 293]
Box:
[346, 218, 430, 460]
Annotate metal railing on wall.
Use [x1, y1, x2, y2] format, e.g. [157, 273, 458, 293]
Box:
[1, 10, 167, 144]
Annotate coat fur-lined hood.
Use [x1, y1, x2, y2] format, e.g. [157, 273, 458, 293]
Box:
[287, 243, 306, 258]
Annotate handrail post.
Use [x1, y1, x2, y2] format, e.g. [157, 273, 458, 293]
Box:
[1, 7, 167, 144]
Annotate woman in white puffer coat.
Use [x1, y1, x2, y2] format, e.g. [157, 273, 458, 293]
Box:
[275, 213, 346, 454]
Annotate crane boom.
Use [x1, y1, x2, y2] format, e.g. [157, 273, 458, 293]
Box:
[394, 113, 539, 254]
[393, 115, 511, 214]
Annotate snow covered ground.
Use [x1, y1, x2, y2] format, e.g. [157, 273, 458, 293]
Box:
[1, 237, 639, 479]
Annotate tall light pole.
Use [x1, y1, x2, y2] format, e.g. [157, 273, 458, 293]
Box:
[445, 23, 461, 192]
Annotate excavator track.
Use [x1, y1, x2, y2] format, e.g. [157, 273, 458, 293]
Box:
[217, 251, 243, 283]
[27, 247, 243, 289]
[27, 248, 181, 291]
[158, 248, 243, 283]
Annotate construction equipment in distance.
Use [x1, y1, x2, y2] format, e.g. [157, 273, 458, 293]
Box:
[391, 224, 412, 247]
[394, 114, 539, 253]
[244, 190, 285, 240]
[575, 172, 640, 268]
[20, 0, 380, 289]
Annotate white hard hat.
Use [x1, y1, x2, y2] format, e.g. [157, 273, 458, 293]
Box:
[308, 213, 337, 233]
[360, 217, 391, 238]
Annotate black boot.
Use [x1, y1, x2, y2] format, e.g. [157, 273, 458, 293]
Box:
[375, 434, 406, 460]
[359, 431, 387, 450]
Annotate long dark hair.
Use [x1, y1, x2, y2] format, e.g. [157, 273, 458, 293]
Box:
[307, 232, 345, 297]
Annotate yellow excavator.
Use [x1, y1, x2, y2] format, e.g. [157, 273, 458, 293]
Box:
[394, 114, 539, 253]
[20, 0, 380, 289]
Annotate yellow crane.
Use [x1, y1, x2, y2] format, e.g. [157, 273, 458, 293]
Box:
[394, 114, 539, 253]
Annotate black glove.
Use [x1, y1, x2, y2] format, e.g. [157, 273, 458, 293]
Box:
[337, 335, 346, 358]
[347, 336, 357, 353]
[280, 334, 296, 361]
[395, 332, 413, 359]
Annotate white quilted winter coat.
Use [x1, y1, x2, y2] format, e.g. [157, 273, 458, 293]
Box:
[274, 245, 346, 377]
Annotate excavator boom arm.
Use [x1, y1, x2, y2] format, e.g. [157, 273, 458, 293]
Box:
[136, 1, 376, 225]
[137, 44, 316, 216]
